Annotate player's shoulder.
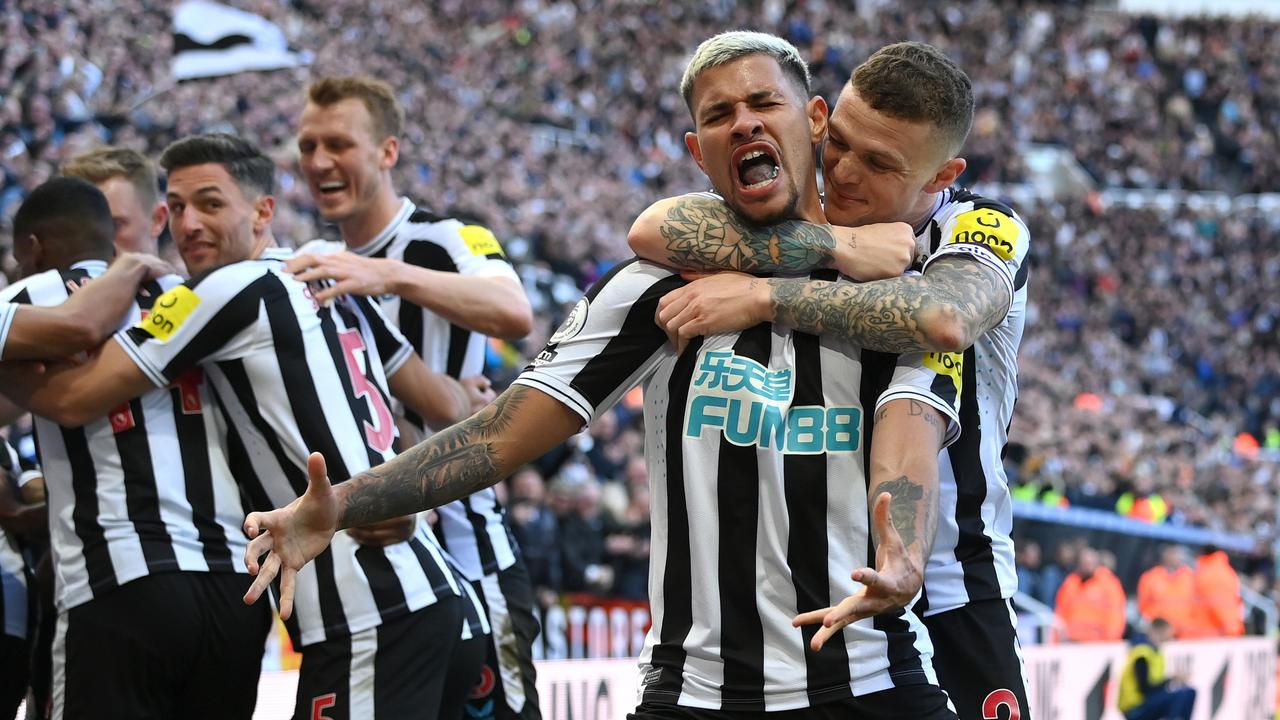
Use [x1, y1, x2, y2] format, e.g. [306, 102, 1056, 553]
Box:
[587, 258, 681, 302]
[938, 187, 1025, 225]
[185, 252, 290, 296]
[294, 238, 346, 257]
[0, 267, 77, 304]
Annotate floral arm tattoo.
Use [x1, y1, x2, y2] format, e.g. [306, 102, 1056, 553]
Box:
[339, 386, 531, 528]
[658, 194, 843, 272]
[769, 256, 1012, 353]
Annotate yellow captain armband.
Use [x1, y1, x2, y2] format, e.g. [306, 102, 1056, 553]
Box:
[947, 208, 1019, 262]
[460, 225, 505, 258]
[924, 350, 964, 399]
[136, 285, 201, 341]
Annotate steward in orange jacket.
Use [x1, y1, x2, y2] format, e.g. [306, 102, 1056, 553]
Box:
[1182, 548, 1244, 638]
[1137, 545, 1196, 638]
[1056, 547, 1127, 642]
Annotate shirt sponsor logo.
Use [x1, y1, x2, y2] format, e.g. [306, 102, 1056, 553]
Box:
[684, 350, 860, 454]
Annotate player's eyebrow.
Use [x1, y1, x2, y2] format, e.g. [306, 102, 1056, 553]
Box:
[168, 186, 226, 201]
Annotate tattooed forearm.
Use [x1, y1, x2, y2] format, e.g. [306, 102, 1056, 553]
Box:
[873, 476, 924, 549]
[658, 195, 839, 272]
[769, 256, 1012, 353]
[338, 386, 530, 528]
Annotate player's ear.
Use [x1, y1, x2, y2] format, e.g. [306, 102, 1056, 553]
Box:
[807, 96, 828, 147]
[380, 136, 399, 171]
[924, 156, 966, 194]
[150, 202, 169, 241]
[685, 131, 707, 175]
[252, 195, 276, 234]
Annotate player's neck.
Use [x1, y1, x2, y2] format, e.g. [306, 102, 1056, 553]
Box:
[904, 191, 942, 230]
[339, 187, 402, 250]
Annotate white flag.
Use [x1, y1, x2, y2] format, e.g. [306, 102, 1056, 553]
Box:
[171, 0, 308, 81]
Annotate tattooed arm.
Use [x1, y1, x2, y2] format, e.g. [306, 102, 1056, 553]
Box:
[657, 255, 1011, 354]
[768, 255, 1011, 353]
[627, 194, 914, 281]
[241, 384, 583, 616]
[793, 397, 946, 650]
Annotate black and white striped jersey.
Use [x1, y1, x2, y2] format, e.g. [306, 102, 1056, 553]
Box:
[1, 438, 31, 640]
[514, 259, 962, 710]
[115, 248, 465, 647]
[910, 187, 1030, 617]
[335, 198, 521, 582]
[0, 261, 250, 612]
[0, 301, 19, 358]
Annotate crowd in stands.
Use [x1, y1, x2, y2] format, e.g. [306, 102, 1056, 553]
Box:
[1, 0, 1279, 616]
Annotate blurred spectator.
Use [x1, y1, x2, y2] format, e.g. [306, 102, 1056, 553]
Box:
[1055, 546, 1127, 642]
[1137, 545, 1196, 637]
[557, 475, 612, 594]
[1184, 546, 1245, 638]
[1015, 540, 1043, 601]
[1038, 541, 1079, 608]
[506, 467, 561, 606]
[602, 482, 650, 600]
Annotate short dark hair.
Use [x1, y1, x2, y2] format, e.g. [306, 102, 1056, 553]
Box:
[1148, 617, 1172, 634]
[850, 41, 974, 158]
[13, 177, 115, 257]
[63, 147, 161, 209]
[158, 133, 274, 196]
[307, 75, 404, 141]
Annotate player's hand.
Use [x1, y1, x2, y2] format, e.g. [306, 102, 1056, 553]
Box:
[656, 272, 772, 354]
[285, 252, 397, 304]
[112, 251, 179, 280]
[460, 375, 497, 414]
[243, 452, 342, 619]
[346, 514, 417, 546]
[830, 222, 914, 282]
[791, 492, 924, 651]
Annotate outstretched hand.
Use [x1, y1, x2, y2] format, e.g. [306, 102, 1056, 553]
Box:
[243, 452, 342, 619]
[285, 251, 396, 304]
[791, 492, 924, 651]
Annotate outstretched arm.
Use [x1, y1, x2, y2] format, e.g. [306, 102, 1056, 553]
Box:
[243, 384, 583, 616]
[793, 397, 945, 650]
[628, 194, 914, 281]
[656, 254, 1011, 354]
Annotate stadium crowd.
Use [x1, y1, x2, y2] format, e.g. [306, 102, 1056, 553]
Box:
[2, 0, 1279, 627]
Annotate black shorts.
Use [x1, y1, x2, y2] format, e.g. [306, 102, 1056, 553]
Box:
[465, 557, 542, 720]
[627, 684, 956, 719]
[293, 593, 487, 720]
[1, 633, 29, 718]
[52, 571, 272, 720]
[923, 598, 1029, 720]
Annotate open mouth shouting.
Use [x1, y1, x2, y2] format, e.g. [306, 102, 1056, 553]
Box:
[316, 180, 348, 200]
[732, 142, 782, 197]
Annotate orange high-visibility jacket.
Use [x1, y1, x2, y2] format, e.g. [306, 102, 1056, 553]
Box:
[1137, 564, 1196, 637]
[1182, 551, 1244, 638]
[1055, 566, 1127, 642]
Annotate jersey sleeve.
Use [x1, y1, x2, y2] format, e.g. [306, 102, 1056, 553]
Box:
[512, 261, 682, 425]
[0, 302, 18, 359]
[349, 294, 414, 377]
[922, 198, 1030, 314]
[875, 351, 964, 447]
[425, 222, 520, 282]
[115, 265, 270, 387]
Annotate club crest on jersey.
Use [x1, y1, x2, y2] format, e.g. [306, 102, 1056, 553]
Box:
[684, 350, 861, 454]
